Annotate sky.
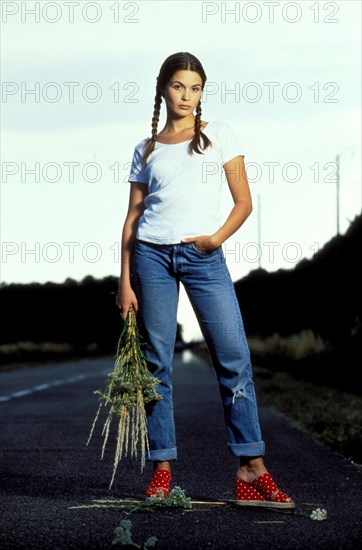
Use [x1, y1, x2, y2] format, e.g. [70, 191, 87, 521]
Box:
[1, 0, 361, 342]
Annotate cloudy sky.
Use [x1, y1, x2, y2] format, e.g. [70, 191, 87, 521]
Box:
[1, 0, 361, 341]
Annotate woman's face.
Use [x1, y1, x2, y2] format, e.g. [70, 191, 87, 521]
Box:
[162, 70, 203, 117]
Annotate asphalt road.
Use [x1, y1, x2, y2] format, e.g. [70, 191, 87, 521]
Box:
[1, 352, 361, 549]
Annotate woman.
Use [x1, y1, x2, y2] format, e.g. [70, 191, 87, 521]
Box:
[116, 52, 294, 508]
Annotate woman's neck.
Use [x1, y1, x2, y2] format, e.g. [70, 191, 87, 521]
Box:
[159, 114, 196, 136]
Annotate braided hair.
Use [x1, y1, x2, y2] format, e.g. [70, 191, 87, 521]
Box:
[141, 52, 212, 166]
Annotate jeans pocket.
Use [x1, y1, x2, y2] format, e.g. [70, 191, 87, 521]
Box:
[191, 242, 220, 256]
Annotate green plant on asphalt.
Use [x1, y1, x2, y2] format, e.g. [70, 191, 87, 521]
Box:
[86, 307, 163, 490]
[264, 506, 328, 521]
[310, 508, 327, 521]
[112, 519, 157, 548]
[129, 486, 192, 513]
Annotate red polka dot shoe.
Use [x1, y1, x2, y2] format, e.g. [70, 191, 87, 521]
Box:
[250, 472, 295, 509]
[235, 477, 268, 506]
[235, 473, 295, 508]
[145, 469, 172, 498]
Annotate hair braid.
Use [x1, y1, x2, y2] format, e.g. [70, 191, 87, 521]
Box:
[142, 88, 162, 165]
[188, 100, 212, 156]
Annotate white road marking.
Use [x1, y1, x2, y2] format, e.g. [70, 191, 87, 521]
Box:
[0, 368, 110, 402]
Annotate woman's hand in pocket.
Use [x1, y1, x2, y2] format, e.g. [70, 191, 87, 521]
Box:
[181, 234, 220, 254]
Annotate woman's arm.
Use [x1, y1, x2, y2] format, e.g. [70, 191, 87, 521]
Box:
[182, 155, 252, 252]
[213, 154, 253, 244]
[116, 182, 148, 318]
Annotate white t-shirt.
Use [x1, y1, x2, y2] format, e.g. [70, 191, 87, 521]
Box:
[128, 120, 244, 244]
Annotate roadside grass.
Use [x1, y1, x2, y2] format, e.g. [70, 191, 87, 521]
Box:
[0, 341, 104, 371]
[193, 342, 362, 466]
[252, 364, 362, 464]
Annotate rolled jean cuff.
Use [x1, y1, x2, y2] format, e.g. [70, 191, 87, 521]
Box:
[227, 441, 265, 457]
[146, 447, 177, 461]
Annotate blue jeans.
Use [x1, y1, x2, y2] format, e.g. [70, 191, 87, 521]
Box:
[131, 238, 265, 461]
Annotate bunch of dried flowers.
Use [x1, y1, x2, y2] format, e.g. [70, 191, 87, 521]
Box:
[86, 306, 162, 489]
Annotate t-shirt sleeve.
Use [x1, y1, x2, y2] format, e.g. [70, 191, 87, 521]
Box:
[128, 144, 148, 184]
[219, 123, 244, 164]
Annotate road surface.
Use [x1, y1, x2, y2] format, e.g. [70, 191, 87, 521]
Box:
[1, 351, 361, 549]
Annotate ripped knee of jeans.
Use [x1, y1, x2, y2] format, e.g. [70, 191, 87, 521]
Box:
[232, 389, 244, 404]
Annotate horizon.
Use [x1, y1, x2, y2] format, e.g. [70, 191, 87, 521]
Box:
[2, 210, 360, 346]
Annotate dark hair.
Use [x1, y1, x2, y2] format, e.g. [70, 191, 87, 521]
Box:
[141, 51, 212, 165]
